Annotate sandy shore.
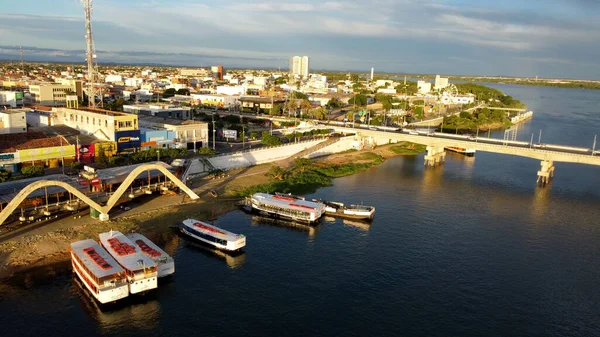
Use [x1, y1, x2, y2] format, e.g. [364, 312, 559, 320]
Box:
[0, 143, 420, 279]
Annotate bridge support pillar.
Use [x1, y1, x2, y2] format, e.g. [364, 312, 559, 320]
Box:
[536, 160, 555, 185]
[424, 146, 446, 167]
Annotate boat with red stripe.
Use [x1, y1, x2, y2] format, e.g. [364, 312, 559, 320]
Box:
[70, 239, 129, 304]
[127, 232, 175, 278]
[99, 231, 158, 294]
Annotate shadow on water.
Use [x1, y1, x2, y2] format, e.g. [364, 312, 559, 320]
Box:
[71, 275, 162, 334]
[178, 234, 246, 269]
[249, 214, 323, 238]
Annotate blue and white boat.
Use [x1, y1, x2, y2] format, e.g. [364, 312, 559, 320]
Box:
[179, 219, 246, 251]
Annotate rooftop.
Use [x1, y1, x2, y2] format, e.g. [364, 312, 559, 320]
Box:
[30, 125, 102, 145]
[238, 96, 286, 104]
[138, 115, 207, 126]
[0, 132, 67, 152]
[0, 108, 29, 115]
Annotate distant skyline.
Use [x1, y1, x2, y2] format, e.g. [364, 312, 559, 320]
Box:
[1, 0, 599, 79]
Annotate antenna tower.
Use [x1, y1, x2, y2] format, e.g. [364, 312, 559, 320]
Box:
[19, 46, 24, 72]
[82, 0, 102, 108]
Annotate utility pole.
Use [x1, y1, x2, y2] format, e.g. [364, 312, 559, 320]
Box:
[19, 46, 24, 73]
[538, 129, 542, 144]
[593, 135, 597, 155]
[212, 113, 216, 150]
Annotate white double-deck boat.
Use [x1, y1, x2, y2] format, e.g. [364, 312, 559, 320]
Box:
[250, 193, 325, 223]
[179, 219, 246, 251]
[99, 231, 158, 294]
[445, 147, 476, 156]
[127, 233, 175, 278]
[70, 239, 129, 304]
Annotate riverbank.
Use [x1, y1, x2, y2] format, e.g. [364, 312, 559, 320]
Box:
[0, 142, 424, 279]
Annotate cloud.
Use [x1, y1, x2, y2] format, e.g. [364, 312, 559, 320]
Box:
[1, 0, 600, 78]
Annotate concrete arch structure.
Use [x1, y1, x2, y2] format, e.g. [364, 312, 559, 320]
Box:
[0, 163, 199, 225]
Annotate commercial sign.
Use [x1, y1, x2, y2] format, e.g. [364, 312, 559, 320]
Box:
[0, 152, 19, 164]
[115, 130, 141, 153]
[223, 130, 237, 139]
[15, 92, 24, 100]
[18, 146, 75, 162]
[78, 144, 95, 161]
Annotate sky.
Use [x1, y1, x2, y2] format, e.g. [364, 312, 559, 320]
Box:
[0, 0, 599, 79]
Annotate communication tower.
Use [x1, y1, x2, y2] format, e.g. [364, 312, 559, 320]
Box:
[82, 0, 102, 108]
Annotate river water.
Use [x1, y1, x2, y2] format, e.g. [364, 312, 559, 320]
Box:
[2, 84, 600, 337]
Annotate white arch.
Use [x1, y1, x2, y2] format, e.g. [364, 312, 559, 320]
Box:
[0, 163, 199, 225]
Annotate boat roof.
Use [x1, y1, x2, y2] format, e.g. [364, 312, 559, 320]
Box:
[98, 231, 157, 271]
[252, 193, 325, 212]
[182, 219, 244, 241]
[127, 233, 173, 262]
[71, 239, 125, 278]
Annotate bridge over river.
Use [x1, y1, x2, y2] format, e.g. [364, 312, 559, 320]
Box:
[320, 124, 600, 185]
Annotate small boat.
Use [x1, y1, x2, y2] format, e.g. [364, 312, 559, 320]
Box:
[126, 232, 175, 278]
[209, 190, 218, 198]
[70, 239, 129, 304]
[179, 219, 246, 251]
[314, 199, 376, 221]
[249, 193, 325, 223]
[99, 231, 158, 294]
[445, 147, 476, 156]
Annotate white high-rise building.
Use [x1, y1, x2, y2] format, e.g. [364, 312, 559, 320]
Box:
[434, 75, 449, 91]
[290, 56, 310, 78]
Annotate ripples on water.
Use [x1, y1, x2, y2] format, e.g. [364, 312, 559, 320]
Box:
[2, 84, 600, 337]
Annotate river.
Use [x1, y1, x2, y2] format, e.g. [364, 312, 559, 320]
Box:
[2, 84, 600, 337]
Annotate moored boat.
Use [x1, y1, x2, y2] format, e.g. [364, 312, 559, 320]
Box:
[179, 219, 246, 251]
[249, 193, 325, 223]
[314, 200, 376, 221]
[127, 232, 175, 278]
[99, 231, 158, 294]
[445, 147, 476, 156]
[70, 239, 129, 304]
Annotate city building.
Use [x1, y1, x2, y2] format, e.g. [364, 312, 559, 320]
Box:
[0, 91, 24, 108]
[417, 81, 432, 94]
[0, 132, 75, 172]
[123, 104, 192, 120]
[440, 94, 475, 105]
[211, 65, 224, 80]
[0, 109, 27, 134]
[104, 75, 123, 83]
[53, 107, 139, 143]
[239, 96, 286, 112]
[180, 68, 211, 77]
[55, 79, 84, 99]
[138, 116, 208, 150]
[376, 87, 397, 94]
[290, 56, 309, 78]
[217, 85, 245, 96]
[434, 75, 449, 91]
[190, 94, 239, 109]
[29, 83, 77, 106]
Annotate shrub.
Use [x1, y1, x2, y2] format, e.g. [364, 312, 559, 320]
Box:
[21, 166, 44, 178]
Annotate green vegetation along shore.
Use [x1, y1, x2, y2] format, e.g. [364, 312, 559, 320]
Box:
[236, 142, 426, 197]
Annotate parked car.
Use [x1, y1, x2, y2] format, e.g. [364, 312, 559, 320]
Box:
[409, 131, 419, 135]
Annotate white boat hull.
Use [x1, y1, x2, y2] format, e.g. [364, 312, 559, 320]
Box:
[128, 276, 158, 294]
[157, 261, 175, 278]
[72, 255, 129, 304]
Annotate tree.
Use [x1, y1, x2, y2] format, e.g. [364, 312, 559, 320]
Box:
[162, 88, 177, 98]
[267, 165, 286, 181]
[349, 94, 368, 107]
[176, 88, 190, 96]
[293, 158, 313, 173]
[250, 131, 258, 140]
[299, 99, 312, 117]
[198, 147, 216, 155]
[0, 169, 11, 182]
[308, 107, 328, 120]
[269, 104, 282, 116]
[326, 97, 342, 109]
[21, 166, 44, 178]
[261, 131, 283, 146]
[95, 147, 109, 168]
[290, 91, 308, 100]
